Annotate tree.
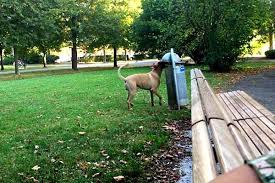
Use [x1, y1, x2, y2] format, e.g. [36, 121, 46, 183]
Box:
[133, 0, 270, 71]
[0, 0, 36, 74]
[268, 0, 275, 50]
[57, 0, 95, 70]
[132, 0, 171, 59]
[33, 0, 64, 68]
[84, 0, 140, 67]
[0, 0, 61, 74]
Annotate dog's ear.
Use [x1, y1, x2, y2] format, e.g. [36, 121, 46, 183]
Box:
[151, 63, 157, 69]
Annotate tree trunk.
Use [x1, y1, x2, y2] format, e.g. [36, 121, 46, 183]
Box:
[125, 49, 127, 61]
[43, 51, 47, 68]
[269, 32, 274, 50]
[14, 47, 19, 75]
[114, 47, 118, 68]
[71, 16, 78, 70]
[103, 49, 106, 63]
[0, 45, 4, 71]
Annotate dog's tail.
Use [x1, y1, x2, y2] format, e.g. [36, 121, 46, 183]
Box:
[118, 63, 129, 81]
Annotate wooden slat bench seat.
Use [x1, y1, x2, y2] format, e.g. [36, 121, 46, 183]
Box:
[191, 68, 275, 183]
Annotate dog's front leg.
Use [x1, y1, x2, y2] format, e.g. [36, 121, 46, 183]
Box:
[152, 90, 162, 106]
[150, 90, 154, 107]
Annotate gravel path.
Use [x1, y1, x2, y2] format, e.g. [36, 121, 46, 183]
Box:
[231, 70, 275, 113]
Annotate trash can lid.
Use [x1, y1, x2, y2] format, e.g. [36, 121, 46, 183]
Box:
[160, 52, 183, 64]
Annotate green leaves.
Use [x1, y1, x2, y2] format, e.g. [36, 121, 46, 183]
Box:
[133, 0, 271, 71]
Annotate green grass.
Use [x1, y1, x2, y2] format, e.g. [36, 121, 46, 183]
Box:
[0, 67, 189, 182]
[0, 61, 274, 182]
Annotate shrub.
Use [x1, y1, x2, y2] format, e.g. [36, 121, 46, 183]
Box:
[117, 55, 127, 61]
[47, 55, 59, 64]
[133, 54, 147, 60]
[265, 50, 275, 59]
[3, 55, 14, 65]
[24, 52, 42, 64]
[80, 55, 113, 63]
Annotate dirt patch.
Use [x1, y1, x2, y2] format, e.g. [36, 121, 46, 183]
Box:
[141, 119, 192, 183]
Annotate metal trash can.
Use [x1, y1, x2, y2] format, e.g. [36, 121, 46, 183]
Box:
[160, 49, 188, 110]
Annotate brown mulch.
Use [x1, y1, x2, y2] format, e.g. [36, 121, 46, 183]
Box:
[142, 119, 192, 183]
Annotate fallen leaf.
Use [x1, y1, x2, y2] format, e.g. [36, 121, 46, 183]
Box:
[113, 175, 125, 182]
[30, 177, 39, 183]
[32, 165, 40, 171]
[50, 158, 56, 163]
[100, 150, 108, 157]
[119, 160, 127, 164]
[78, 161, 90, 171]
[121, 149, 128, 154]
[92, 172, 101, 178]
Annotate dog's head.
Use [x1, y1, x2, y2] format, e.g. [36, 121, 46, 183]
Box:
[151, 62, 165, 71]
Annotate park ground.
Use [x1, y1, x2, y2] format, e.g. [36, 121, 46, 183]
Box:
[0, 60, 274, 182]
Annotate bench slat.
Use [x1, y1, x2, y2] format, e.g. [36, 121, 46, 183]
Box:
[197, 72, 255, 161]
[259, 116, 275, 134]
[218, 94, 242, 121]
[217, 94, 261, 158]
[238, 119, 270, 154]
[192, 123, 217, 183]
[231, 91, 275, 143]
[195, 70, 225, 120]
[191, 70, 217, 183]
[251, 118, 275, 146]
[228, 92, 257, 118]
[233, 121, 262, 157]
[191, 71, 206, 125]
[231, 92, 275, 137]
[225, 92, 275, 150]
[245, 119, 275, 150]
[223, 93, 250, 119]
[209, 119, 244, 172]
[237, 91, 274, 118]
[232, 91, 264, 118]
[194, 70, 245, 172]
[233, 91, 275, 137]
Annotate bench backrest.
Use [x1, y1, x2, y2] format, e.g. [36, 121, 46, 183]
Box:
[191, 68, 256, 182]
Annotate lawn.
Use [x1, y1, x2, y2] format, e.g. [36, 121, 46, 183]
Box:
[0, 61, 274, 182]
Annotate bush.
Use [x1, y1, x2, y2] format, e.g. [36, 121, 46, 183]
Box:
[47, 55, 59, 64]
[3, 55, 14, 65]
[265, 50, 275, 59]
[3, 53, 59, 65]
[133, 54, 147, 60]
[117, 55, 127, 61]
[24, 52, 42, 64]
[80, 55, 113, 63]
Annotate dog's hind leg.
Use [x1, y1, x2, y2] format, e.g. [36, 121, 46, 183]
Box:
[150, 90, 154, 106]
[152, 90, 162, 106]
[127, 90, 136, 110]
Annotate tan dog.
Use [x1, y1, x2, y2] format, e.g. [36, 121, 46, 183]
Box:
[118, 62, 164, 110]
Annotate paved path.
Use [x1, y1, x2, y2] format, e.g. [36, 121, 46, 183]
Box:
[232, 70, 275, 113]
[0, 60, 158, 75]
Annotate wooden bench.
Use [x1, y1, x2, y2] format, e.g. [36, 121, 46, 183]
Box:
[191, 68, 275, 183]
